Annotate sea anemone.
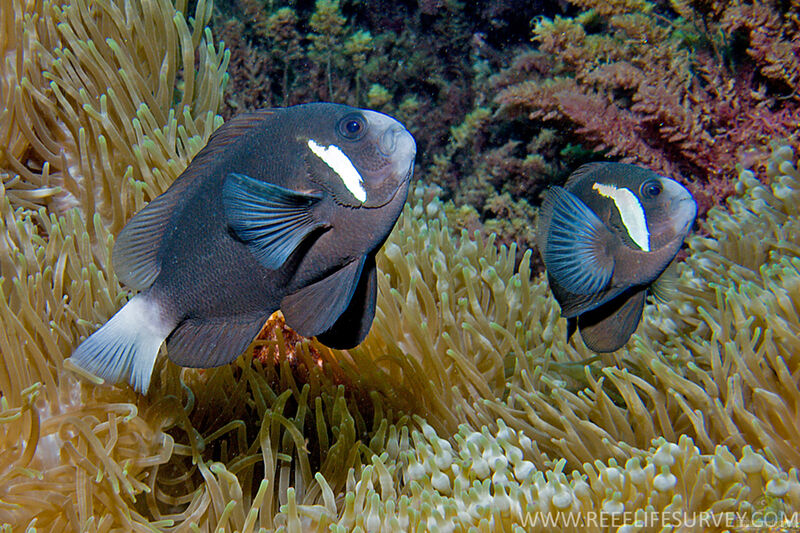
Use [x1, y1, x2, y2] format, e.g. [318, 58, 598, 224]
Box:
[2, 0, 800, 529]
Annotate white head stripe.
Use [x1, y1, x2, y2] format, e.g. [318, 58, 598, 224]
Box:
[592, 182, 650, 251]
[307, 139, 366, 203]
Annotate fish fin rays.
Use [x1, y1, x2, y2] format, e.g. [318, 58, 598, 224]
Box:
[649, 275, 673, 304]
[205, 111, 274, 149]
[166, 313, 268, 368]
[223, 172, 328, 270]
[281, 256, 365, 339]
[185, 111, 276, 171]
[316, 254, 377, 349]
[113, 112, 281, 290]
[540, 186, 614, 295]
[649, 259, 679, 303]
[563, 162, 608, 189]
[548, 273, 619, 318]
[113, 181, 192, 290]
[576, 288, 647, 353]
[68, 294, 173, 393]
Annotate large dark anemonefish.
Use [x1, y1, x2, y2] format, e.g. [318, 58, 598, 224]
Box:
[537, 162, 696, 352]
[71, 103, 416, 392]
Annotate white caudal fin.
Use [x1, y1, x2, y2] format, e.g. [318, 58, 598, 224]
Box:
[69, 294, 174, 393]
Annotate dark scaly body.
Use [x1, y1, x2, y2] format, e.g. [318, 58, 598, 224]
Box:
[70, 103, 416, 392]
[538, 163, 696, 352]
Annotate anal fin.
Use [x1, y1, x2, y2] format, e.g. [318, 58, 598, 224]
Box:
[166, 313, 269, 368]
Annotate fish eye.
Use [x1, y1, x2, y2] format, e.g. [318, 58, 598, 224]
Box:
[338, 114, 366, 140]
[640, 179, 663, 199]
[345, 120, 361, 134]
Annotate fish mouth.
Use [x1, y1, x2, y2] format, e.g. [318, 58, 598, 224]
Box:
[371, 132, 416, 207]
[392, 128, 416, 185]
[359, 109, 416, 208]
[376, 158, 415, 207]
[670, 196, 697, 235]
[385, 125, 416, 174]
[404, 159, 415, 183]
[661, 178, 697, 236]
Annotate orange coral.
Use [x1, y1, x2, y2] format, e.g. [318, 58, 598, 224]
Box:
[253, 312, 322, 365]
[251, 311, 345, 386]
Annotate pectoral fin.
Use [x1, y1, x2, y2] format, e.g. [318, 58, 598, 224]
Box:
[540, 186, 615, 295]
[281, 256, 366, 339]
[222, 172, 327, 270]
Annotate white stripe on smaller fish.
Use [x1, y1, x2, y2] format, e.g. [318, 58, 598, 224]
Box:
[307, 139, 366, 203]
[592, 182, 650, 251]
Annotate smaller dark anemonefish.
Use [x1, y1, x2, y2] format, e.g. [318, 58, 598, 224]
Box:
[70, 103, 416, 393]
[537, 162, 697, 352]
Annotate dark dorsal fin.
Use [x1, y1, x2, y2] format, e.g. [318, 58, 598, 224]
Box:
[112, 177, 195, 290]
[563, 162, 608, 190]
[166, 312, 269, 368]
[112, 112, 276, 290]
[281, 256, 366, 339]
[189, 111, 275, 169]
[316, 254, 377, 349]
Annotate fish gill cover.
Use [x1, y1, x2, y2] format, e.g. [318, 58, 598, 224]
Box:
[1, 0, 799, 530]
